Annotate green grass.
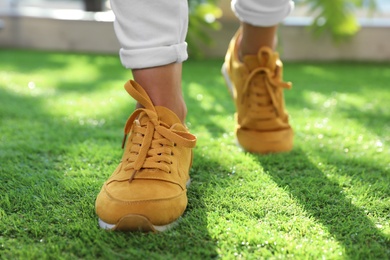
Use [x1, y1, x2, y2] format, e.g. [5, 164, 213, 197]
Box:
[0, 49, 389, 259]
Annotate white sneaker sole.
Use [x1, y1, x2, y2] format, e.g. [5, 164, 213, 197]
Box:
[98, 215, 180, 232]
[221, 63, 234, 97]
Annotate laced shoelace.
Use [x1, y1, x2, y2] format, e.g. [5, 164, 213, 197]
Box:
[241, 64, 291, 123]
[121, 107, 196, 183]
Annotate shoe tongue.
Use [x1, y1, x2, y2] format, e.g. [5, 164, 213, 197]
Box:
[138, 106, 181, 127]
[243, 55, 261, 71]
[243, 48, 276, 72]
[155, 106, 181, 126]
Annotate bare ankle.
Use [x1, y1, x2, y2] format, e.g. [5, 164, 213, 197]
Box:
[239, 23, 278, 59]
[132, 63, 186, 123]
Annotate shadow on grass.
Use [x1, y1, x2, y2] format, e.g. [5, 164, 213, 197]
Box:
[316, 145, 390, 200]
[254, 149, 389, 259]
[3, 50, 389, 258]
[93, 188, 218, 259]
[183, 59, 235, 139]
[0, 83, 218, 258]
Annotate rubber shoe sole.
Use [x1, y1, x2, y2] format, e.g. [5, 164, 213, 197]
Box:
[98, 215, 180, 232]
[98, 179, 191, 232]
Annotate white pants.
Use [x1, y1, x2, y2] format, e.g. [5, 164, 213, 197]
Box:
[110, 0, 294, 69]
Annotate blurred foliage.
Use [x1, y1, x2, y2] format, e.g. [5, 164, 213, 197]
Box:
[187, 0, 378, 54]
[187, 0, 222, 58]
[301, 0, 377, 41]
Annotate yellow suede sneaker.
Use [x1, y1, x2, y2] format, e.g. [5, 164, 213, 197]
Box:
[95, 80, 196, 232]
[221, 29, 293, 153]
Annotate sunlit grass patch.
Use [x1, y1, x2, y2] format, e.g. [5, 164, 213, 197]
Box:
[0, 50, 389, 259]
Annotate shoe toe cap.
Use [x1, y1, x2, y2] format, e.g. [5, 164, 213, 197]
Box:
[95, 179, 188, 226]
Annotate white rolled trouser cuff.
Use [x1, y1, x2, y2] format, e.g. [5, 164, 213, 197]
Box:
[110, 0, 189, 69]
[118, 43, 188, 70]
[232, 0, 294, 27]
[111, 0, 294, 69]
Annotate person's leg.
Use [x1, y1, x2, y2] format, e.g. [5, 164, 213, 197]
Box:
[95, 0, 196, 232]
[239, 24, 277, 58]
[133, 64, 186, 123]
[222, 0, 294, 154]
[111, 0, 188, 122]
